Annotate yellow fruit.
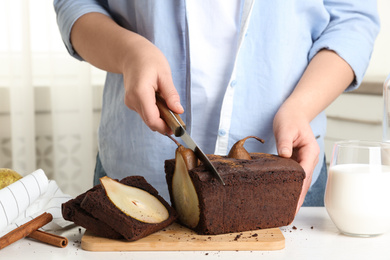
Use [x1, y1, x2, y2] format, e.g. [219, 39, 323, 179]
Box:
[172, 149, 200, 228]
[0, 168, 22, 189]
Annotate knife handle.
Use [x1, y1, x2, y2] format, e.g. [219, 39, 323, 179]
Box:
[155, 93, 186, 137]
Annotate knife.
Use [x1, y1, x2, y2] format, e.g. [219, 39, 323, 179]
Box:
[155, 93, 225, 185]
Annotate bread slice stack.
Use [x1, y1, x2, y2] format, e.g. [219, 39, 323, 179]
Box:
[62, 176, 177, 241]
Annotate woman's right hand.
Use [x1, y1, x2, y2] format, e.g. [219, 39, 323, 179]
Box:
[71, 13, 183, 135]
[120, 36, 184, 135]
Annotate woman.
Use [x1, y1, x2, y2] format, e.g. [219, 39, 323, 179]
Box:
[54, 0, 379, 209]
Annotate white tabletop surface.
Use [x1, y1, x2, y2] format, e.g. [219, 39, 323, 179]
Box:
[1, 207, 389, 260]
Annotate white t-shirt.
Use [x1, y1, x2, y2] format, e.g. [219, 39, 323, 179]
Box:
[186, 0, 241, 153]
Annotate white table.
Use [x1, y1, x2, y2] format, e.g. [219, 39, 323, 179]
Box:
[1, 207, 389, 260]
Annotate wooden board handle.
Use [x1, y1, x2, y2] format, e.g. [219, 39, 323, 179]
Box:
[155, 93, 186, 136]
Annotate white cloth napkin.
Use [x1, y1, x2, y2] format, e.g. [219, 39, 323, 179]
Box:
[0, 169, 73, 236]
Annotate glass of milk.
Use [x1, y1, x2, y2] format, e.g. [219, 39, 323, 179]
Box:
[324, 140, 390, 237]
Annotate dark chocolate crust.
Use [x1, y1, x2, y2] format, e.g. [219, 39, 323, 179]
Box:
[165, 153, 305, 235]
[80, 176, 177, 241]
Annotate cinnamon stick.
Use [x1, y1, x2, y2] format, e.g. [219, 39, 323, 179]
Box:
[27, 230, 68, 248]
[0, 212, 52, 250]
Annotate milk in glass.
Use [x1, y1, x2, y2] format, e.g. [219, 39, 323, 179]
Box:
[325, 164, 390, 236]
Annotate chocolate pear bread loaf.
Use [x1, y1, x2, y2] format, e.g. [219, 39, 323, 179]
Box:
[165, 153, 305, 235]
[62, 176, 177, 241]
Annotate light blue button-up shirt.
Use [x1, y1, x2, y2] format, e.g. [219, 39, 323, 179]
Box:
[54, 0, 379, 200]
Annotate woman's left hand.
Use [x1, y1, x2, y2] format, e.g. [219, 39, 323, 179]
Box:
[273, 49, 355, 213]
[273, 104, 320, 212]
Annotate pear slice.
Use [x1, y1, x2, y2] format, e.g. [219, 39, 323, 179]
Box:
[172, 150, 200, 228]
[100, 176, 169, 224]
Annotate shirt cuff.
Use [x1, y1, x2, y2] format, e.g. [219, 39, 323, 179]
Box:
[309, 33, 376, 92]
[54, 0, 111, 61]
[308, 3, 380, 91]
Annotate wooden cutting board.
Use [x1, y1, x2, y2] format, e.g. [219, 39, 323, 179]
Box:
[81, 223, 285, 251]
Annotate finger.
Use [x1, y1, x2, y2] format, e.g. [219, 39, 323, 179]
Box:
[275, 129, 294, 158]
[141, 105, 172, 135]
[294, 138, 320, 175]
[157, 73, 184, 114]
[135, 86, 172, 135]
[295, 173, 312, 215]
[294, 141, 319, 214]
[298, 174, 312, 204]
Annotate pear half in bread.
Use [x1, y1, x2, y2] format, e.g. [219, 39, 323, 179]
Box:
[172, 148, 200, 228]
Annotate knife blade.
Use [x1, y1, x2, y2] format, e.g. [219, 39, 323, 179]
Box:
[155, 93, 225, 185]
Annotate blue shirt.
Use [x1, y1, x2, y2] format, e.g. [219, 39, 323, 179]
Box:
[54, 0, 379, 200]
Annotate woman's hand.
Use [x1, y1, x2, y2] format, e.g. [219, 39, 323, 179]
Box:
[120, 37, 184, 135]
[71, 12, 183, 135]
[273, 105, 320, 211]
[273, 49, 354, 212]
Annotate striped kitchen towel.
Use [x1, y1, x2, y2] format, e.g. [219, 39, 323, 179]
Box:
[0, 169, 73, 236]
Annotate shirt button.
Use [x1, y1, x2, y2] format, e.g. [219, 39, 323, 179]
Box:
[230, 80, 237, 87]
[218, 129, 226, 136]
